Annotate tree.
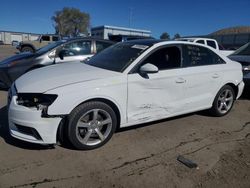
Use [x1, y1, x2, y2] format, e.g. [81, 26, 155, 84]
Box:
[160, 32, 170, 40]
[51, 7, 90, 37]
[173, 33, 181, 39]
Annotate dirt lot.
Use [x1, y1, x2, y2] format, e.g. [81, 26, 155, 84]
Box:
[0, 45, 18, 61]
[0, 46, 250, 188]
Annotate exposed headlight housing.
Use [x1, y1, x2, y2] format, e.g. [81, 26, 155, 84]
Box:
[8, 84, 17, 106]
[17, 93, 57, 116]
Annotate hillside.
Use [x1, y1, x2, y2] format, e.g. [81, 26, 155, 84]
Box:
[211, 26, 250, 35]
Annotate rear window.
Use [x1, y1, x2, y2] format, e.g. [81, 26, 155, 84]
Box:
[52, 36, 59, 41]
[41, 36, 50, 41]
[207, 40, 217, 49]
[196, 40, 205, 44]
[183, 45, 225, 67]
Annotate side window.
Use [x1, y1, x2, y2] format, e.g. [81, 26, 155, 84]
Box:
[183, 45, 225, 67]
[141, 46, 181, 71]
[52, 36, 59, 41]
[196, 40, 205, 44]
[207, 40, 217, 49]
[96, 41, 112, 53]
[41, 36, 50, 41]
[63, 40, 92, 56]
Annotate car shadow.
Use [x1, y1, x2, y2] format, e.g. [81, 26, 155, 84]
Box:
[240, 88, 250, 100]
[116, 112, 197, 133]
[0, 106, 54, 150]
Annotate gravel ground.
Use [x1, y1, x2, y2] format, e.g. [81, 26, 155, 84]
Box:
[0, 46, 250, 188]
[0, 45, 18, 61]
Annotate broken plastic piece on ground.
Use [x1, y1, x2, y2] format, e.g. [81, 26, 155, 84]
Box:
[177, 155, 198, 169]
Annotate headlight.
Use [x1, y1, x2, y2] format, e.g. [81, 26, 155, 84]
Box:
[17, 93, 57, 110]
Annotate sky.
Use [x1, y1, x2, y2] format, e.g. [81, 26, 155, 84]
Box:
[0, 0, 250, 38]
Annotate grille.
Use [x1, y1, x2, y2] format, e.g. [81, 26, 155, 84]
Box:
[15, 124, 43, 141]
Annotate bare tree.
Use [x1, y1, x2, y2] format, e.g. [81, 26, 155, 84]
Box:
[52, 7, 90, 37]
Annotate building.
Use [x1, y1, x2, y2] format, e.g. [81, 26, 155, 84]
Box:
[91, 25, 151, 40]
[0, 30, 40, 45]
[209, 33, 250, 50]
[185, 26, 250, 50]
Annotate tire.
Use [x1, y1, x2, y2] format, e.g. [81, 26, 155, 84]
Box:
[67, 101, 117, 150]
[209, 85, 235, 117]
[21, 46, 35, 53]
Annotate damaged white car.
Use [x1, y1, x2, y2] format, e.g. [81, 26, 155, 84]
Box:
[8, 40, 244, 150]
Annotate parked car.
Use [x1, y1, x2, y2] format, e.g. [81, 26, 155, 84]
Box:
[0, 37, 114, 89]
[11, 40, 19, 47]
[108, 34, 154, 42]
[228, 42, 250, 87]
[0, 40, 4, 45]
[176, 38, 234, 56]
[16, 34, 60, 53]
[8, 40, 244, 150]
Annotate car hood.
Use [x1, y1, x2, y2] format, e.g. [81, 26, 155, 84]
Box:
[228, 55, 250, 62]
[15, 62, 121, 93]
[0, 52, 36, 65]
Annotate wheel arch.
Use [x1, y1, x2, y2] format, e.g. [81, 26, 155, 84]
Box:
[224, 82, 238, 99]
[56, 97, 122, 144]
[80, 98, 121, 127]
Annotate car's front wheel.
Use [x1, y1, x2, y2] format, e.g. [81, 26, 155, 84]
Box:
[21, 46, 34, 53]
[210, 85, 235, 117]
[67, 101, 117, 150]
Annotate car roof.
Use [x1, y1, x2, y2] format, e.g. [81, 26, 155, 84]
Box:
[121, 39, 204, 46]
[122, 39, 163, 46]
[65, 37, 115, 43]
[177, 37, 217, 41]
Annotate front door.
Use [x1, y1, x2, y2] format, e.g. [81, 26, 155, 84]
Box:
[127, 45, 186, 124]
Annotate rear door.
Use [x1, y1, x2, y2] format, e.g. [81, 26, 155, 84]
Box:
[180, 44, 226, 110]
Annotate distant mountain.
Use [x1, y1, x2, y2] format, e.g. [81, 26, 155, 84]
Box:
[211, 26, 250, 35]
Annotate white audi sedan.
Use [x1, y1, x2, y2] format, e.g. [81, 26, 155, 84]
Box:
[8, 40, 244, 150]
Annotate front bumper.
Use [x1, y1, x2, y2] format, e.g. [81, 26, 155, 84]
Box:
[8, 96, 62, 144]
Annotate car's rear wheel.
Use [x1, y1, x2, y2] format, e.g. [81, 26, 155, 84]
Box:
[21, 46, 34, 53]
[210, 85, 235, 117]
[67, 101, 117, 150]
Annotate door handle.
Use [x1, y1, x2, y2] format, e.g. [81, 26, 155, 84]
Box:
[175, 78, 186, 83]
[212, 73, 220, 78]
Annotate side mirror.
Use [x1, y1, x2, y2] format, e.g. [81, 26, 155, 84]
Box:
[140, 63, 159, 74]
[58, 49, 68, 60]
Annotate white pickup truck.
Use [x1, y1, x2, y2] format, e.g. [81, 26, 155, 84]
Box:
[176, 38, 234, 56]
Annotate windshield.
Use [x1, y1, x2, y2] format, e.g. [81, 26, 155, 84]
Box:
[36, 41, 64, 54]
[85, 42, 150, 72]
[232, 42, 250, 56]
